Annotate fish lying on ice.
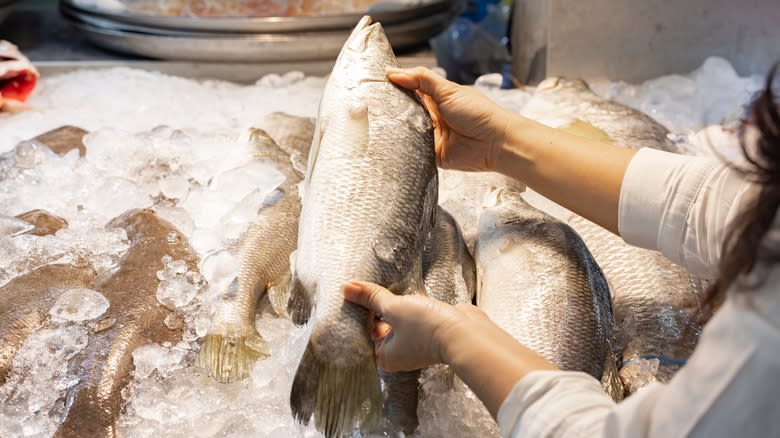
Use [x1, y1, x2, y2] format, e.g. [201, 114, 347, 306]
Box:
[56, 209, 199, 437]
[0, 40, 39, 113]
[522, 78, 704, 395]
[381, 206, 477, 435]
[287, 16, 437, 437]
[525, 77, 677, 152]
[0, 264, 97, 386]
[475, 187, 622, 401]
[257, 112, 316, 174]
[199, 128, 306, 383]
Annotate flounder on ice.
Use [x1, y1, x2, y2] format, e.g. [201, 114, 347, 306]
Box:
[288, 16, 437, 438]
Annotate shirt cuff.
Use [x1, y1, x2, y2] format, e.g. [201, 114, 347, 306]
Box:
[618, 148, 716, 254]
[497, 371, 615, 438]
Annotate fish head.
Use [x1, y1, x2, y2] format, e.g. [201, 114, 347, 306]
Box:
[334, 16, 398, 87]
[482, 186, 525, 210]
[536, 77, 597, 107]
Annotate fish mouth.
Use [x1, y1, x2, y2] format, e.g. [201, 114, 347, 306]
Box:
[346, 15, 381, 52]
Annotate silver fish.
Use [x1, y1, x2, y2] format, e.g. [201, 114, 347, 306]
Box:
[288, 16, 437, 438]
[526, 77, 677, 152]
[380, 206, 476, 435]
[475, 188, 622, 400]
[522, 78, 705, 395]
[56, 209, 199, 437]
[200, 128, 305, 383]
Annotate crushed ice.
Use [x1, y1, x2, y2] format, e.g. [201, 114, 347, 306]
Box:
[0, 57, 760, 436]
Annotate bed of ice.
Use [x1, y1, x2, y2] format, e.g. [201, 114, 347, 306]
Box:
[0, 56, 763, 437]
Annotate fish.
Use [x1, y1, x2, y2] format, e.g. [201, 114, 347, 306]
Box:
[475, 187, 622, 400]
[439, 169, 525, 254]
[0, 40, 38, 113]
[0, 264, 97, 386]
[380, 206, 477, 435]
[199, 128, 305, 383]
[16, 209, 69, 236]
[525, 77, 677, 152]
[521, 77, 705, 395]
[287, 16, 437, 438]
[55, 209, 199, 437]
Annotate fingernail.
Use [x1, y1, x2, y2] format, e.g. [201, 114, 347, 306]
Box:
[385, 67, 404, 76]
[343, 282, 363, 299]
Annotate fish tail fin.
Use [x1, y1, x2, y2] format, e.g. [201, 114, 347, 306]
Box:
[601, 347, 625, 402]
[291, 341, 382, 438]
[287, 274, 313, 325]
[199, 331, 269, 383]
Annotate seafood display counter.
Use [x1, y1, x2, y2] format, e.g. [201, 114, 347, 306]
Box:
[0, 2, 770, 438]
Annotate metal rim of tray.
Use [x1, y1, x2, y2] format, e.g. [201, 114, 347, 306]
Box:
[60, 0, 455, 33]
[63, 8, 456, 62]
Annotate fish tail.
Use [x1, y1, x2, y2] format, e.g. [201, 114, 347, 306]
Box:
[601, 348, 625, 402]
[199, 331, 269, 383]
[291, 341, 382, 438]
[287, 274, 313, 325]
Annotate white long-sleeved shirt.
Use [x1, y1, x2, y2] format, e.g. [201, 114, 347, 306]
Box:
[497, 148, 780, 437]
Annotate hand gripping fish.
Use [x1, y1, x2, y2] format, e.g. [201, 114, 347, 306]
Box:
[287, 16, 437, 438]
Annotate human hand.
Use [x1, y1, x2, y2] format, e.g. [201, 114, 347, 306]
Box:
[387, 67, 513, 172]
[343, 280, 489, 372]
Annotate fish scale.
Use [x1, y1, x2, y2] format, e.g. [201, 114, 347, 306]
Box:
[288, 16, 436, 438]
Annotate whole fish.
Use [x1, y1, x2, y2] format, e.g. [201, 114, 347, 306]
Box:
[525, 77, 677, 152]
[381, 206, 476, 435]
[475, 188, 622, 400]
[288, 16, 437, 438]
[200, 128, 305, 383]
[0, 264, 97, 386]
[521, 77, 705, 395]
[56, 209, 198, 437]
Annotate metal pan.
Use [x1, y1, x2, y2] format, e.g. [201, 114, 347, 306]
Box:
[64, 8, 455, 62]
[61, 0, 455, 33]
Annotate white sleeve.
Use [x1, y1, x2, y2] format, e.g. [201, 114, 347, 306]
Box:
[617, 148, 756, 279]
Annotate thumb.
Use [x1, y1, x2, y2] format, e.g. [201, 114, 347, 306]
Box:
[386, 67, 455, 101]
[343, 280, 396, 315]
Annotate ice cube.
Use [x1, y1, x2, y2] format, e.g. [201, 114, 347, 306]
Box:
[49, 288, 110, 322]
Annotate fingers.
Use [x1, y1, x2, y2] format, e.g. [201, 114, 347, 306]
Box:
[343, 280, 396, 315]
[387, 67, 456, 101]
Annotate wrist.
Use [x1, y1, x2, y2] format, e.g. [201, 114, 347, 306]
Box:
[434, 317, 479, 367]
[491, 112, 539, 176]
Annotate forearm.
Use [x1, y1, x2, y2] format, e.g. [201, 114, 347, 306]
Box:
[492, 112, 637, 234]
[439, 317, 558, 417]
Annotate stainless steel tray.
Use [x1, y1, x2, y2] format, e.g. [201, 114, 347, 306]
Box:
[61, 0, 455, 33]
[63, 9, 455, 62]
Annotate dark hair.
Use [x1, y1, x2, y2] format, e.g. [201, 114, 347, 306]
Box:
[701, 65, 780, 320]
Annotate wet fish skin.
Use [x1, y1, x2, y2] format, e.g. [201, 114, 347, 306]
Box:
[288, 16, 437, 438]
[55, 209, 198, 438]
[0, 264, 97, 386]
[438, 169, 525, 254]
[16, 209, 69, 236]
[380, 206, 476, 435]
[258, 112, 316, 174]
[475, 188, 621, 397]
[200, 128, 306, 383]
[530, 77, 677, 152]
[567, 214, 704, 396]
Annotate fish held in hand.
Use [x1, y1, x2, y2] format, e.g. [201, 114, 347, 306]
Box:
[200, 128, 306, 383]
[288, 15, 437, 438]
[475, 187, 622, 400]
